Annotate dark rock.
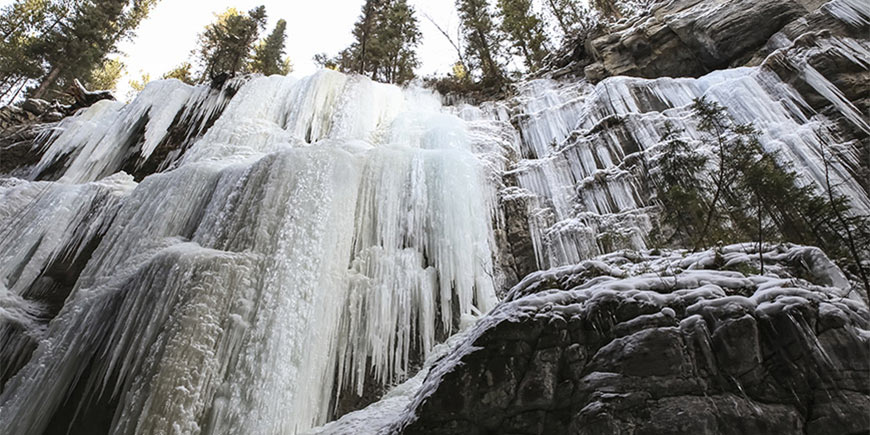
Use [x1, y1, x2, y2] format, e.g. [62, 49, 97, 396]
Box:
[21, 98, 51, 115]
[400, 246, 870, 435]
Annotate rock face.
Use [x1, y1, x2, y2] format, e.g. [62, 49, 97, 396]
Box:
[399, 245, 870, 435]
[553, 0, 866, 84]
[0, 0, 867, 433]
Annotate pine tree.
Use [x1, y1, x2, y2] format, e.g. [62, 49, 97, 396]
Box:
[670, 98, 870, 286]
[0, 0, 56, 101]
[87, 57, 126, 91]
[651, 122, 709, 246]
[456, 0, 505, 88]
[373, 0, 421, 84]
[324, 0, 421, 84]
[497, 0, 550, 72]
[543, 0, 584, 34]
[29, 0, 159, 100]
[250, 19, 291, 76]
[195, 6, 267, 81]
[162, 62, 195, 85]
[352, 0, 386, 75]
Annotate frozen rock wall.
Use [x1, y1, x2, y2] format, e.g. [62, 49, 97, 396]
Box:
[0, 0, 867, 434]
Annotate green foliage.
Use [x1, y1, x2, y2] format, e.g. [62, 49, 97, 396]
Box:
[32, 0, 158, 99]
[0, 0, 158, 101]
[323, 0, 421, 85]
[87, 57, 126, 91]
[652, 97, 870, 290]
[542, 0, 586, 34]
[250, 19, 292, 76]
[497, 0, 550, 72]
[195, 6, 267, 81]
[161, 62, 195, 85]
[650, 122, 709, 247]
[456, 0, 505, 89]
[126, 71, 150, 99]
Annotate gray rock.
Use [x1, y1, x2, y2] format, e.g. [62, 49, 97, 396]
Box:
[20, 98, 51, 115]
[401, 246, 870, 435]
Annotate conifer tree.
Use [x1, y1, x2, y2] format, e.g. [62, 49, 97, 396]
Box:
[250, 19, 292, 76]
[651, 122, 709, 246]
[352, 0, 386, 75]
[374, 0, 421, 84]
[0, 0, 57, 101]
[655, 97, 870, 288]
[87, 58, 126, 91]
[456, 0, 505, 88]
[29, 0, 159, 99]
[195, 6, 267, 81]
[323, 0, 421, 84]
[497, 0, 550, 72]
[162, 62, 195, 85]
[543, 0, 584, 34]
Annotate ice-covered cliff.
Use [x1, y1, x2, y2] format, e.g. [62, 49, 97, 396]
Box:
[0, 0, 867, 434]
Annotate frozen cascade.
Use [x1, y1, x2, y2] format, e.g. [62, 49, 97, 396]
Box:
[504, 33, 869, 270]
[1, 0, 868, 431]
[0, 71, 500, 434]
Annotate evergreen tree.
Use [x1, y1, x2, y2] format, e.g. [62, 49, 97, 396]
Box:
[653, 97, 870, 290]
[250, 19, 292, 76]
[28, 0, 159, 99]
[650, 122, 709, 246]
[195, 6, 267, 81]
[352, 0, 386, 75]
[456, 0, 505, 88]
[497, 0, 550, 72]
[542, 0, 584, 34]
[162, 62, 195, 85]
[0, 0, 58, 101]
[323, 0, 421, 85]
[373, 0, 421, 84]
[87, 57, 126, 91]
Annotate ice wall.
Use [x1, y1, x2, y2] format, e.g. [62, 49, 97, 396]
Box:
[0, 2, 867, 431]
[503, 35, 869, 270]
[0, 71, 499, 434]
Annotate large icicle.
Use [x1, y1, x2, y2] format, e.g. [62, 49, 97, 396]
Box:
[0, 71, 500, 435]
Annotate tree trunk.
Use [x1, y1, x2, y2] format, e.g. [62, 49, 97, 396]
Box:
[757, 194, 764, 275]
[32, 65, 61, 100]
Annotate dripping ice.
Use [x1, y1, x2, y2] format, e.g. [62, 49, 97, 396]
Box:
[0, 71, 501, 434]
[1, 3, 869, 430]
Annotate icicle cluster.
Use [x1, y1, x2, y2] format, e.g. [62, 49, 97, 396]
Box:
[0, 71, 499, 434]
[505, 32, 869, 270]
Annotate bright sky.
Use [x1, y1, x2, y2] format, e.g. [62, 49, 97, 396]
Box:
[112, 0, 462, 96]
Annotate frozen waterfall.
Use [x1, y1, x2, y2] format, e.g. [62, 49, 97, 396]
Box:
[1, 71, 500, 434]
[1, 9, 868, 431]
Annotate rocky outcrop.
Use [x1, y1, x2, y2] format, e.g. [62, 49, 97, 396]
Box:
[551, 0, 868, 84]
[399, 245, 870, 435]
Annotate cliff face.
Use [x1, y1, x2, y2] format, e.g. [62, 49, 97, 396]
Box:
[385, 1, 870, 433]
[399, 245, 869, 435]
[0, 0, 867, 434]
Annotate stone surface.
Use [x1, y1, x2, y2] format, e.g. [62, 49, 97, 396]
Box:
[400, 245, 870, 435]
[549, 0, 867, 85]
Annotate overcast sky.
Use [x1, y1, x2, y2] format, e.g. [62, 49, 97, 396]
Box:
[112, 0, 462, 96]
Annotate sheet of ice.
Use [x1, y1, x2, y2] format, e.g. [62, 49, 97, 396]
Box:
[0, 71, 501, 435]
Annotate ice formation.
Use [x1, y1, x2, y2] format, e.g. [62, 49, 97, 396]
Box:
[0, 0, 868, 432]
[0, 71, 499, 434]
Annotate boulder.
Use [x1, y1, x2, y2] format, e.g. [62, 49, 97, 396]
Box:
[400, 245, 870, 435]
[20, 98, 51, 115]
